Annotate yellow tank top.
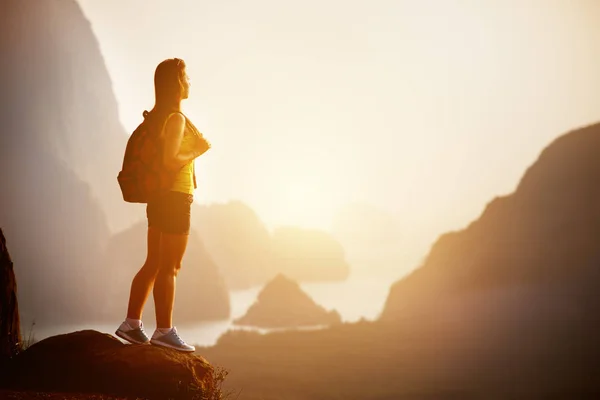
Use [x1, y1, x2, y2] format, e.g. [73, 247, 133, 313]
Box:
[164, 113, 197, 194]
[170, 127, 195, 194]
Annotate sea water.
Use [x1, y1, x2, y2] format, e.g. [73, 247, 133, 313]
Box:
[29, 274, 397, 347]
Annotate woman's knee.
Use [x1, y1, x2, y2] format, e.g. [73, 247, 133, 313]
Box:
[158, 261, 182, 276]
[173, 262, 182, 276]
[140, 261, 159, 277]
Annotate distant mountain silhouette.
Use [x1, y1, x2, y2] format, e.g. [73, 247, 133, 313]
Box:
[381, 122, 600, 320]
[234, 273, 341, 328]
[192, 201, 275, 289]
[192, 202, 350, 289]
[201, 122, 600, 399]
[102, 222, 230, 323]
[332, 202, 408, 277]
[0, 0, 138, 232]
[271, 226, 350, 282]
[0, 151, 110, 326]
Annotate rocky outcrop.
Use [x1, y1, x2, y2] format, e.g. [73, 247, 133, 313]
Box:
[5, 330, 223, 399]
[0, 228, 21, 361]
[271, 227, 350, 282]
[102, 222, 230, 323]
[234, 274, 341, 328]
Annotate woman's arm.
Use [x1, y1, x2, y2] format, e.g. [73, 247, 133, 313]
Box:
[193, 132, 211, 157]
[162, 113, 200, 171]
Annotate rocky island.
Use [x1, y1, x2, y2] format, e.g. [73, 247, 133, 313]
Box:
[234, 274, 342, 328]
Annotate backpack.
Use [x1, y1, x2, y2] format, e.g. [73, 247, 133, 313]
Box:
[117, 110, 176, 203]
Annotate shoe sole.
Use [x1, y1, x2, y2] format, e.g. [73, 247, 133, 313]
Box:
[150, 338, 195, 353]
[115, 329, 150, 345]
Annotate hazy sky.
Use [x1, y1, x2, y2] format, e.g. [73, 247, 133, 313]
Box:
[77, 0, 600, 247]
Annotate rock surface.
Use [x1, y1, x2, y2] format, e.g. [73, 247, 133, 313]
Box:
[6, 330, 219, 400]
[0, 228, 21, 361]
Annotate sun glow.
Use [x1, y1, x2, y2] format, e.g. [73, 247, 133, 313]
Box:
[78, 0, 600, 238]
[267, 180, 341, 230]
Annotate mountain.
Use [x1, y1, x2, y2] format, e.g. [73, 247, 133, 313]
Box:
[234, 273, 341, 328]
[192, 202, 350, 289]
[381, 122, 600, 320]
[1, 0, 140, 233]
[0, 0, 151, 326]
[0, 150, 110, 326]
[192, 201, 275, 289]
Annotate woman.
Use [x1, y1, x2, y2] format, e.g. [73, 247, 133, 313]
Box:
[115, 58, 210, 352]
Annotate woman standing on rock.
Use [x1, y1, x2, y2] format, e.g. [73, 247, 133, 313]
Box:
[116, 58, 210, 352]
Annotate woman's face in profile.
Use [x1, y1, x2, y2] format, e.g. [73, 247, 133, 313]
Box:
[181, 70, 191, 100]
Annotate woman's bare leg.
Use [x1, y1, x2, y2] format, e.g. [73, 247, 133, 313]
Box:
[126, 227, 162, 320]
[153, 232, 189, 329]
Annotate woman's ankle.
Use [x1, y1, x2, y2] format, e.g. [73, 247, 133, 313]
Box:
[125, 317, 142, 328]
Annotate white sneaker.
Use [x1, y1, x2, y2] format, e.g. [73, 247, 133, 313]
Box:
[115, 321, 150, 345]
[150, 327, 195, 352]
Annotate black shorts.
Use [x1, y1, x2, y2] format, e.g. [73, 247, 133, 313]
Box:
[146, 191, 193, 235]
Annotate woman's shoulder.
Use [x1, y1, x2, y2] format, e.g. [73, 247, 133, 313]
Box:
[167, 111, 186, 121]
[165, 112, 185, 129]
